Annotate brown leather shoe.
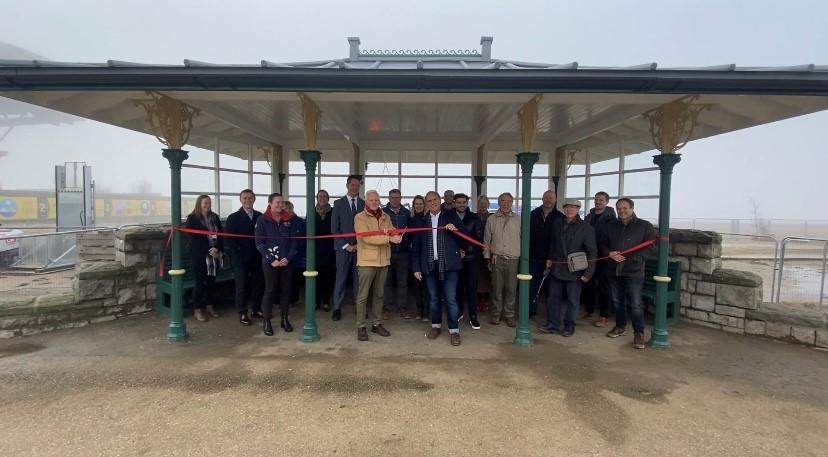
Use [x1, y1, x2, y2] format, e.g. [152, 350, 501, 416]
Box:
[506, 317, 517, 328]
[450, 333, 461, 346]
[194, 309, 208, 322]
[206, 305, 220, 318]
[357, 327, 369, 341]
[371, 324, 391, 337]
[489, 316, 501, 325]
[426, 328, 441, 339]
[593, 317, 609, 328]
[400, 307, 411, 319]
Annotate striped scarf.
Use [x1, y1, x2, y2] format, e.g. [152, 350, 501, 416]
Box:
[428, 213, 448, 280]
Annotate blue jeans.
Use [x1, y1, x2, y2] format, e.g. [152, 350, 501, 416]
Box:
[546, 277, 582, 331]
[610, 276, 645, 333]
[426, 267, 460, 332]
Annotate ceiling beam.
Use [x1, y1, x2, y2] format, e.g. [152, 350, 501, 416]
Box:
[173, 97, 284, 145]
[474, 102, 524, 147]
[313, 99, 361, 144]
[551, 101, 671, 148]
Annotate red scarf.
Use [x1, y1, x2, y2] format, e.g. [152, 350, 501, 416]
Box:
[365, 206, 383, 221]
[265, 205, 293, 222]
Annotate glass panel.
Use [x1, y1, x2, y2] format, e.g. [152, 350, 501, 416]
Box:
[321, 161, 350, 175]
[252, 174, 272, 197]
[590, 157, 619, 174]
[219, 170, 250, 195]
[289, 160, 307, 174]
[437, 178, 471, 197]
[253, 159, 271, 173]
[438, 163, 472, 175]
[589, 174, 619, 198]
[365, 161, 399, 175]
[487, 163, 516, 177]
[566, 149, 587, 176]
[185, 147, 215, 167]
[400, 177, 436, 198]
[364, 150, 398, 175]
[364, 176, 399, 196]
[486, 178, 518, 200]
[219, 152, 249, 172]
[624, 150, 658, 170]
[321, 176, 348, 198]
[533, 162, 550, 177]
[401, 151, 435, 175]
[565, 177, 585, 198]
[218, 200, 234, 218]
[628, 197, 659, 220]
[623, 170, 660, 196]
[530, 178, 551, 198]
[286, 197, 307, 218]
[182, 167, 215, 193]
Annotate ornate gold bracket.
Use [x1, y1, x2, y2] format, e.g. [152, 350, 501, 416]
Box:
[643, 96, 710, 154]
[298, 93, 322, 149]
[133, 92, 199, 149]
[565, 147, 582, 171]
[517, 94, 543, 151]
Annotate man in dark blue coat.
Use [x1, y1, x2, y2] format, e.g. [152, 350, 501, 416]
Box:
[330, 175, 364, 321]
[224, 189, 263, 326]
[411, 191, 467, 346]
[382, 188, 412, 319]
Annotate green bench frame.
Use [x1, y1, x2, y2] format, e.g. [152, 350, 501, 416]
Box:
[155, 252, 234, 316]
[642, 260, 682, 322]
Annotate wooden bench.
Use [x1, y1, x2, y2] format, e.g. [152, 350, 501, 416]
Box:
[155, 249, 234, 316]
[642, 259, 682, 322]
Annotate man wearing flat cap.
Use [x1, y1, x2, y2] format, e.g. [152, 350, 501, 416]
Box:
[540, 199, 597, 337]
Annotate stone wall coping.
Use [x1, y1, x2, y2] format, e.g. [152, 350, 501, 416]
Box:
[667, 228, 722, 245]
[699, 268, 762, 287]
[115, 226, 169, 241]
[746, 303, 827, 329]
[77, 260, 138, 280]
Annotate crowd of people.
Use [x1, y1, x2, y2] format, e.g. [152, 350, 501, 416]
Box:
[184, 175, 656, 349]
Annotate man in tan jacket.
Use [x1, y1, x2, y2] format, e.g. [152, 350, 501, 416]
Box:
[483, 192, 522, 326]
[354, 190, 403, 341]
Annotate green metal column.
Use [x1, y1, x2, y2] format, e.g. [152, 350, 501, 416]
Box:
[300, 150, 321, 342]
[162, 148, 189, 342]
[514, 152, 539, 347]
[650, 153, 681, 349]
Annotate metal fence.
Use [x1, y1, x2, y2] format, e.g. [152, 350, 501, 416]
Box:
[719, 233, 779, 302]
[774, 237, 827, 307]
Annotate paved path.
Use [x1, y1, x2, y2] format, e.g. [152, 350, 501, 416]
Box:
[0, 310, 826, 456]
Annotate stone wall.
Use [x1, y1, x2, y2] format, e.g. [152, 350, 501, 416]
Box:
[0, 226, 168, 337]
[671, 228, 826, 349]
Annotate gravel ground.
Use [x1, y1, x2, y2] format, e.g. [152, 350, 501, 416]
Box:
[0, 310, 826, 457]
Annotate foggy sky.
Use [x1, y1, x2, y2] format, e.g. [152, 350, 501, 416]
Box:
[1, 0, 827, 219]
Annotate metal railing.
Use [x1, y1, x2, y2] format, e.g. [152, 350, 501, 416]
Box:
[3, 227, 116, 271]
[774, 237, 828, 307]
[719, 233, 780, 302]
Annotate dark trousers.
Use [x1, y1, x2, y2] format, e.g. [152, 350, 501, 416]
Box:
[261, 263, 294, 320]
[333, 249, 357, 311]
[316, 265, 335, 306]
[529, 261, 549, 315]
[456, 260, 479, 318]
[426, 267, 460, 331]
[191, 259, 215, 311]
[233, 259, 263, 313]
[610, 276, 645, 333]
[384, 251, 409, 311]
[412, 276, 429, 318]
[546, 276, 582, 331]
[582, 263, 611, 318]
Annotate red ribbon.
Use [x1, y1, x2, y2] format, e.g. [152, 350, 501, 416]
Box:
[158, 226, 656, 276]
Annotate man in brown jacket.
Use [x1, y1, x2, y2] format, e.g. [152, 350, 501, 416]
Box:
[354, 190, 403, 341]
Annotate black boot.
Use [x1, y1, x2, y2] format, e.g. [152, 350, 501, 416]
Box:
[281, 310, 293, 332]
[263, 318, 274, 336]
[239, 311, 251, 326]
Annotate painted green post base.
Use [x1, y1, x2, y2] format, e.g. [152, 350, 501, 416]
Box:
[650, 153, 681, 349]
[300, 150, 321, 343]
[162, 148, 189, 342]
[514, 152, 539, 347]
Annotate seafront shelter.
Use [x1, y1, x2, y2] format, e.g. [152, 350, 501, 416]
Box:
[2, 36, 827, 346]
